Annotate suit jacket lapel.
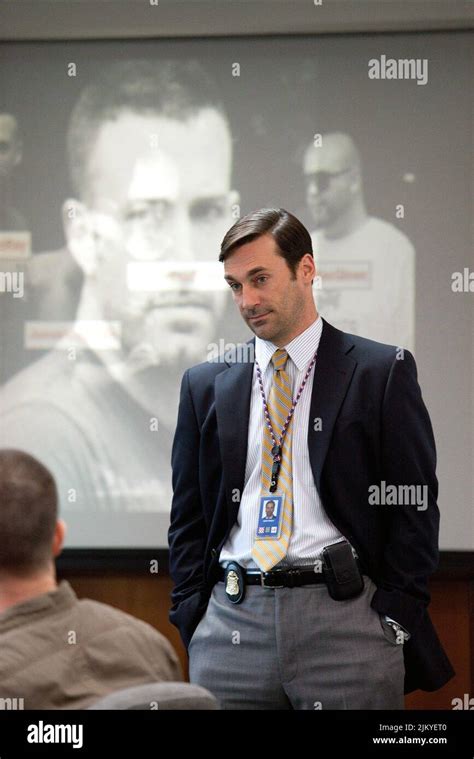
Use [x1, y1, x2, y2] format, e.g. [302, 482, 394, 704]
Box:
[215, 319, 357, 522]
[215, 347, 254, 524]
[307, 318, 357, 492]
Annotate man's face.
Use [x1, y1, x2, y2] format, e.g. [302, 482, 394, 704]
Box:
[80, 108, 235, 366]
[303, 145, 355, 230]
[224, 234, 309, 345]
[265, 502, 275, 518]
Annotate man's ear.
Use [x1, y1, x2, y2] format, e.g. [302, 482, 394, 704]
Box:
[52, 519, 67, 559]
[62, 198, 98, 276]
[349, 167, 361, 194]
[13, 138, 23, 167]
[301, 252, 316, 282]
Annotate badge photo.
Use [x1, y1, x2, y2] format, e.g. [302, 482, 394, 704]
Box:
[256, 494, 284, 539]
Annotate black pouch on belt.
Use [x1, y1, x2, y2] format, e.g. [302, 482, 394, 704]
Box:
[224, 561, 246, 604]
[322, 540, 364, 601]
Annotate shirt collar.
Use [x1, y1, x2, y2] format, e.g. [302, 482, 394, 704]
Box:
[255, 315, 323, 373]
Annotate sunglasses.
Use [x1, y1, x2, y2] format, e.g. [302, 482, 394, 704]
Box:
[305, 168, 351, 192]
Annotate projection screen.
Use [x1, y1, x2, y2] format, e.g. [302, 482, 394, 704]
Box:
[0, 31, 472, 552]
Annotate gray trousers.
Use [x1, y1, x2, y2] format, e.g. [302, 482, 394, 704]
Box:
[189, 575, 405, 709]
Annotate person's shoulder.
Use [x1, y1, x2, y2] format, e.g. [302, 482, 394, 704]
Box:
[0, 350, 98, 450]
[27, 247, 80, 288]
[324, 319, 412, 367]
[366, 216, 415, 252]
[347, 330, 402, 356]
[349, 331, 413, 368]
[75, 598, 182, 680]
[76, 597, 174, 649]
[185, 337, 256, 383]
[0, 350, 73, 410]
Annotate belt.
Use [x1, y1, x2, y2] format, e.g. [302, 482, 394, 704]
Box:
[219, 564, 326, 588]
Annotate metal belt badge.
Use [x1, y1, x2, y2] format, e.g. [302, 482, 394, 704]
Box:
[224, 561, 245, 604]
[256, 493, 284, 539]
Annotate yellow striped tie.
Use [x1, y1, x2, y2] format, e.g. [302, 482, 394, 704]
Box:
[251, 348, 293, 571]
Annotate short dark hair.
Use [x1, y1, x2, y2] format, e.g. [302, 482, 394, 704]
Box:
[219, 207, 313, 278]
[67, 59, 229, 199]
[0, 450, 58, 576]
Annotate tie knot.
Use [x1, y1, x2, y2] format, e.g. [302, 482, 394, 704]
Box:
[271, 348, 288, 371]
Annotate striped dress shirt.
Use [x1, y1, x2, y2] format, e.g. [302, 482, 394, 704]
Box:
[220, 315, 344, 569]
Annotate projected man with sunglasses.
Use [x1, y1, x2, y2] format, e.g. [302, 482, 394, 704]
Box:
[304, 132, 415, 351]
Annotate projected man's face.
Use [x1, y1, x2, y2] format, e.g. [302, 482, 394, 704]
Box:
[303, 141, 356, 230]
[79, 108, 235, 366]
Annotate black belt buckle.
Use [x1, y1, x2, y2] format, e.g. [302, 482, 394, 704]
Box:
[224, 561, 246, 604]
[260, 570, 285, 589]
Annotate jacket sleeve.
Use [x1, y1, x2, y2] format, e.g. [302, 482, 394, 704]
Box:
[370, 349, 440, 634]
[168, 369, 208, 647]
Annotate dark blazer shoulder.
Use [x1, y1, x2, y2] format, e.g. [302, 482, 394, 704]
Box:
[186, 335, 255, 384]
[183, 319, 409, 398]
[322, 318, 410, 368]
[186, 359, 230, 385]
[320, 318, 409, 358]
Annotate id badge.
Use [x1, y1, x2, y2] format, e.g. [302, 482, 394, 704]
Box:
[256, 493, 284, 539]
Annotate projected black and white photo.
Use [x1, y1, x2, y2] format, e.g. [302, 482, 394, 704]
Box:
[0, 112, 28, 234]
[0, 33, 471, 550]
[303, 132, 415, 348]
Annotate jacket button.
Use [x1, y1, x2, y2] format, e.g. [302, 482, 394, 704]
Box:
[210, 548, 217, 558]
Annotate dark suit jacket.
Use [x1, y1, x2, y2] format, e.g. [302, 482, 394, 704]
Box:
[168, 318, 455, 693]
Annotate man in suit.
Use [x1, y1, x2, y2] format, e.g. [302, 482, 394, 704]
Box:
[168, 207, 454, 709]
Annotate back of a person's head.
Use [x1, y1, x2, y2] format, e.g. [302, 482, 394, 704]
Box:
[0, 450, 57, 577]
